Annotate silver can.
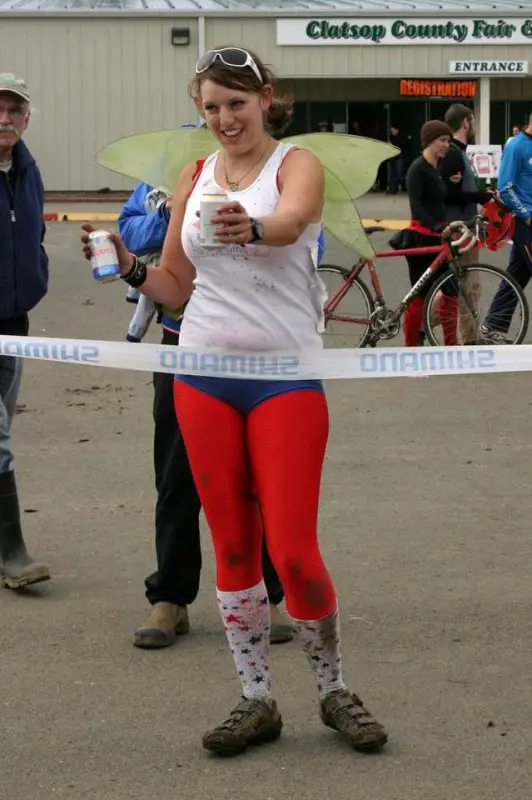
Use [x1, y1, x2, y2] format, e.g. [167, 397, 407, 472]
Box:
[199, 189, 228, 247]
[88, 230, 121, 283]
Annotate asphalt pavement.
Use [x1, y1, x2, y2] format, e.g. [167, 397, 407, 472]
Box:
[1, 216, 532, 800]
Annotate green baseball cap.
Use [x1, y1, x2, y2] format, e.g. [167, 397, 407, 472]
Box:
[0, 73, 30, 102]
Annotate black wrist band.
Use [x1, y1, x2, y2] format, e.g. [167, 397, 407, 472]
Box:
[120, 254, 148, 288]
[158, 201, 170, 223]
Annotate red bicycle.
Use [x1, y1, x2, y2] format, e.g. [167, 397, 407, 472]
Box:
[319, 217, 529, 348]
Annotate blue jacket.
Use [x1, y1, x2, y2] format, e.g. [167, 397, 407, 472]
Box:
[0, 140, 48, 321]
[118, 182, 169, 254]
[497, 131, 532, 220]
[317, 228, 325, 263]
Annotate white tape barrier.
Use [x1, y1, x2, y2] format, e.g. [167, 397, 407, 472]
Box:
[1, 334, 532, 380]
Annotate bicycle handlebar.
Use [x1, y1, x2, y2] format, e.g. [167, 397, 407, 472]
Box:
[443, 198, 514, 254]
[443, 216, 484, 254]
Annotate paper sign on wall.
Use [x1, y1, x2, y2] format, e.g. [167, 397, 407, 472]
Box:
[466, 145, 502, 180]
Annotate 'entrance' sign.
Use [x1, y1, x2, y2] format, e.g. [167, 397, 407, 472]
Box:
[449, 60, 529, 75]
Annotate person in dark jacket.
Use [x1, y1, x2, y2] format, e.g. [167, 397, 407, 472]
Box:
[404, 120, 455, 346]
[0, 73, 50, 589]
[438, 104, 494, 343]
[440, 104, 492, 221]
[118, 179, 296, 648]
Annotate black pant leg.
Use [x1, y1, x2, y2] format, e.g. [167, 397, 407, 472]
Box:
[144, 329, 202, 607]
[262, 536, 284, 606]
[485, 219, 532, 332]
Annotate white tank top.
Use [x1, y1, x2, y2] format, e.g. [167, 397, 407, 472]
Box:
[180, 142, 326, 352]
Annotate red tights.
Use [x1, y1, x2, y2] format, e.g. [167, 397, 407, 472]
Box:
[404, 295, 459, 346]
[173, 383, 336, 620]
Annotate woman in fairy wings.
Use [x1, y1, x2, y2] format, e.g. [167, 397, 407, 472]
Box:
[86, 48, 395, 755]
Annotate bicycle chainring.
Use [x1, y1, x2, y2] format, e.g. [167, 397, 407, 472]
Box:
[369, 307, 401, 340]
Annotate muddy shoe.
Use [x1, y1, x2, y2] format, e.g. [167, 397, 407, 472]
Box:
[1, 556, 50, 590]
[320, 689, 388, 752]
[133, 602, 190, 649]
[269, 603, 293, 645]
[202, 697, 282, 756]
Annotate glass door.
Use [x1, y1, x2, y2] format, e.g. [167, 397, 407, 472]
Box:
[347, 102, 388, 140]
[388, 100, 428, 170]
[509, 101, 531, 134]
[490, 101, 507, 147]
[309, 102, 348, 133]
[286, 101, 309, 136]
[427, 98, 474, 121]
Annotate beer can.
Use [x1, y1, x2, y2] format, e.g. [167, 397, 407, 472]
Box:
[126, 286, 140, 304]
[199, 189, 228, 247]
[88, 230, 121, 283]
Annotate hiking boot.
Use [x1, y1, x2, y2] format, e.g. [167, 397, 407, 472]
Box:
[320, 689, 388, 752]
[202, 697, 282, 756]
[0, 470, 50, 590]
[269, 602, 293, 645]
[133, 602, 190, 649]
[1, 554, 50, 590]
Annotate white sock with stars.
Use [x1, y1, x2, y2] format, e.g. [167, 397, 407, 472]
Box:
[294, 605, 347, 699]
[216, 580, 272, 700]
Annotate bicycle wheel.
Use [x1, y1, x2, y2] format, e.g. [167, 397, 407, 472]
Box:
[318, 265, 374, 348]
[423, 263, 529, 346]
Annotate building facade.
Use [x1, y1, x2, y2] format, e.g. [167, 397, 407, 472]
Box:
[0, 0, 530, 190]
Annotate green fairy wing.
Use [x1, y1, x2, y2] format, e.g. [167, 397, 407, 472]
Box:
[97, 129, 398, 257]
[282, 133, 399, 259]
[96, 128, 219, 194]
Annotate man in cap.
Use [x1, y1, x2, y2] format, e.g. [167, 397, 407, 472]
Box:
[0, 73, 50, 589]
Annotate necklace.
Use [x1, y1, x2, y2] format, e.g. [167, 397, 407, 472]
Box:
[223, 143, 272, 191]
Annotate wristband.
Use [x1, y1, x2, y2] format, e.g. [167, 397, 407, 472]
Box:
[120, 254, 148, 288]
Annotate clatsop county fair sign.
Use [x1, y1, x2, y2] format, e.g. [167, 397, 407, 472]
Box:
[276, 17, 532, 46]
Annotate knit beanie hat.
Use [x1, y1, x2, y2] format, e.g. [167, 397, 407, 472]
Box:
[421, 120, 453, 149]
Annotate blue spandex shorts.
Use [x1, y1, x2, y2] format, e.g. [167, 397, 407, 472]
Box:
[174, 375, 323, 414]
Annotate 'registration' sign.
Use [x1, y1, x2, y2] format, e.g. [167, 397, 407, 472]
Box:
[276, 17, 532, 46]
[400, 80, 476, 98]
[449, 60, 529, 74]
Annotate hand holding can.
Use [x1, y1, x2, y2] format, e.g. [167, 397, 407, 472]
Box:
[199, 187, 228, 247]
[80, 224, 134, 282]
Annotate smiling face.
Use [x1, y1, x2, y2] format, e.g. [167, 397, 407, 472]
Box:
[198, 78, 272, 155]
[429, 134, 451, 160]
[0, 90, 29, 151]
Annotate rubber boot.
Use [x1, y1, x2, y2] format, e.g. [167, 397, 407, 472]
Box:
[403, 297, 425, 346]
[0, 471, 50, 589]
[439, 295, 459, 346]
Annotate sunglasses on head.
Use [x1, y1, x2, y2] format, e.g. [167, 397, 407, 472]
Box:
[195, 48, 263, 85]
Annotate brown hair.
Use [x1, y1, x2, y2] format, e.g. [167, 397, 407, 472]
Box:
[189, 46, 293, 135]
[444, 103, 473, 133]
